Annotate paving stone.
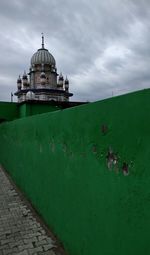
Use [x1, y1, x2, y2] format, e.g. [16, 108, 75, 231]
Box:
[17, 251, 29, 255]
[43, 244, 55, 251]
[0, 167, 64, 255]
[39, 251, 56, 255]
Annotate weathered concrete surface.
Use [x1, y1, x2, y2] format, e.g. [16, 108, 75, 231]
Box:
[0, 166, 65, 255]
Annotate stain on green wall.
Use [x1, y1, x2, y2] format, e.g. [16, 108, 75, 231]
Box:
[0, 89, 150, 255]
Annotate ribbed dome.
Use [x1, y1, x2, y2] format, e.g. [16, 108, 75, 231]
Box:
[31, 48, 56, 66]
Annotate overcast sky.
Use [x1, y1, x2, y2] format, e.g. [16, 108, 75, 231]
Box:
[0, 0, 150, 102]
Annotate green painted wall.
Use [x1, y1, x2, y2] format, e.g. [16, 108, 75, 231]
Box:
[0, 89, 150, 255]
[0, 101, 59, 121]
[19, 103, 60, 118]
[0, 102, 18, 121]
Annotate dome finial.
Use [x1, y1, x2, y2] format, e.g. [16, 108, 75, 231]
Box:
[41, 32, 44, 49]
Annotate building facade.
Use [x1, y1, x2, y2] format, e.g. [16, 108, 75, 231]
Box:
[15, 35, 73, 102]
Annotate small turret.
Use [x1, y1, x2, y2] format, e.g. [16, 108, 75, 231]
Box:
[17, 75, 22, 90]
[22, 71, 28, 87]
[57, 72, 64, 88]
[40, 72, 46, 85]
[65, 76, 69, 92]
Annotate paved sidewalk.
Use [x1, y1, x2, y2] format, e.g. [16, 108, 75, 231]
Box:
[0, 167, 65, 255]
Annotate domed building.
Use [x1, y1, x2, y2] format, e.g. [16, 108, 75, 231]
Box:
[15, 35, 73, 102]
